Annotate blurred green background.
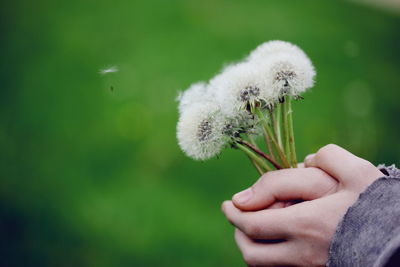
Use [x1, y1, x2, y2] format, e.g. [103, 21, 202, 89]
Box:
[1, 0, 399, 266]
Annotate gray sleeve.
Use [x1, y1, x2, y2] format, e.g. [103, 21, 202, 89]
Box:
[327, 165, 400, 267]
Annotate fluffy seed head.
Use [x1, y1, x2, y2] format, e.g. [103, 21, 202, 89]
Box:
[263, 52, 315, 99]
[211, 63, 273, 118]
[177, 102, 228, 160]
[246, 40, 316, 100]
[176, 82, 211, 114]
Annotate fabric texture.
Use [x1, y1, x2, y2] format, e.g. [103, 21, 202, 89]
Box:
[327, 165, 400, 267]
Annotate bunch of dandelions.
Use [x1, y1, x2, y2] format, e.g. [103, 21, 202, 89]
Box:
[176, 40, 316, 175]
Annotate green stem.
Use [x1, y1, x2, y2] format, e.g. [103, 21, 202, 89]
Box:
[250, 105, 276, 162]
[268, 108, 281, 163]
[238, 140, 282, 170]
[248, 156, 264, 175]
[236, 143, 272, 172]
[263, 130, 276, 162]
[275, 104, 283, 148]
[269, 109, 279, 142]
[282, 96, 291, 166]
[247, 134, 258, 148]
[246, 135, 264, 175]
[287, 97, 297, 167]
[255, 108, 290, 168]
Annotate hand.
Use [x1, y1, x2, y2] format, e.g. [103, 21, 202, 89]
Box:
[222, 144, 384, 267]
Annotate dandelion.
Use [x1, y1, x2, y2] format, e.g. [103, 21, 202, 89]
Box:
[177, 82, 211, 114]
[177, 102, 228, 160]
[264, 52, 315, 100]
[249, 51, 316, 168]
[176, 40, 317, 173]
[246, 41, 315, 101]
[99, 65, 119, 75]
[211, 62, 273, 118]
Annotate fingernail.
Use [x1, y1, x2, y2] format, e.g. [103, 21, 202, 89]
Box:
[233, 188, 253, 204]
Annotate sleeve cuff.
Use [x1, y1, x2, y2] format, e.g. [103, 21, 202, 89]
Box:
[327, 172, 400, 267]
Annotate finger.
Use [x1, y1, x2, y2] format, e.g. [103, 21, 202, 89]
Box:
[234, 228, 295, 266]
[222, 201, 293, 239]
[304, 144, 383, 186]
[269, 201, 297, 209]
[232, 167, 337, 211]
[303, 153, 315, 166]
[268, 201, 286, 209]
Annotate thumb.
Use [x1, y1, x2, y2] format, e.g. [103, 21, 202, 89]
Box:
[232, 167, 337, 211]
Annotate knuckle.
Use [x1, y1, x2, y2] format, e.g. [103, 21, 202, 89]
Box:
[254, 171, 276, 191]
[354, 159, 382, 185]
[258, 169, 283, 187]
[244, 222, 262, 238]
[309, 171, 337, 194]
[258, 171, 273, 185]
[358, 159, 376, 172]
[316, 144, 337, 159]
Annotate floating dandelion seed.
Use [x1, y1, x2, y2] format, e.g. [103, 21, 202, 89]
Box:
[99, 65, 119, 75]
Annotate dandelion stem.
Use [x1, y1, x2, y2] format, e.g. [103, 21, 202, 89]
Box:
[282, 96, 291, 166]
[254, 121, 276, 164]
[254, 108, 290, 168]
[287, 97, 297, 167]
[268, 109, 279, 162]
[238, 140, 282, 170]
[247, 134, 258, 148]
[236, 143, 272, 172]
[275, 104, 283, 148]
[248, 156, 264, 175]
[263, 129, 276, 162]
[250, 105, 276, 162]
[269, 109, 278, 142]
[246, 135, 264, 174]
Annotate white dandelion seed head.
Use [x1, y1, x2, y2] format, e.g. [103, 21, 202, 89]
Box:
[176, 82, 212, 114]
[247, 40, 307, 63]
[262, 52, 316, 100]
[99, 65, 119, 75]
[177, 102, 228, 160]
[211, 63, 273, 118]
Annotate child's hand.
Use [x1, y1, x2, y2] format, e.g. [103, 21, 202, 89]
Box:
[222, 144, 383, 267]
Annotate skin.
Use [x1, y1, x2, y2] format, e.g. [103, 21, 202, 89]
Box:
[221, 144, 384, 267]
